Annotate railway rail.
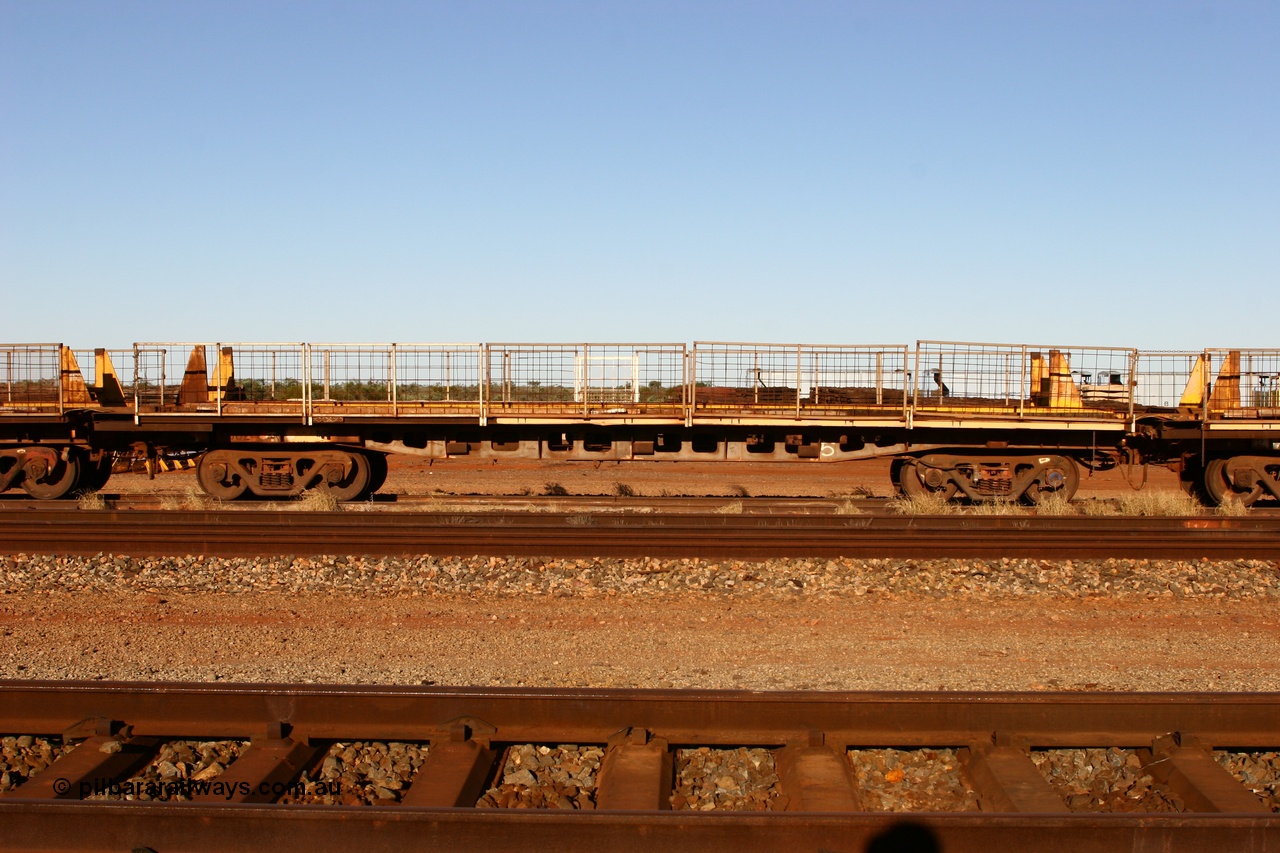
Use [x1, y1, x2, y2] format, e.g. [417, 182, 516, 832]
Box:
[2, 682, 1279, 851]
[0, 492, 879, 514]
[1, 507, 1278, 558]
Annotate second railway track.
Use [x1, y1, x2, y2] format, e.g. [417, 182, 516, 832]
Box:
[0, 506, 1278, 558]
[2, 682, 1280, 852]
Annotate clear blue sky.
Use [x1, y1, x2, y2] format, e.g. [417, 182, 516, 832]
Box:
[2, 1, 1276, 349]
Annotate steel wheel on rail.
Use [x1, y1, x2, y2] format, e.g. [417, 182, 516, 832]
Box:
[1178, 455, 1209, 501]
[889, 458, 906, 493]
[21, 453, 81, 500]
[76, 451, 114, 493]
[896, 459, 958, 501]
[365, 452, 388, 496]
[1020, 456, 1080, 506]
[1203, 458, 1260, 507]
[197, 450, 249, 500]
[314, 452, 371, 502]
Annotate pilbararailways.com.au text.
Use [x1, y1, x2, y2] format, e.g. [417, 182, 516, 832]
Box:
[56, 777, 342, 800]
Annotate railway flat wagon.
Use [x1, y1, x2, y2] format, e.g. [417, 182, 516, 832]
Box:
[2, 339, 1277, 506]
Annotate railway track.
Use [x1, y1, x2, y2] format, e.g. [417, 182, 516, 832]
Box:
[1, 506, 1277, 558]
[0, 492, 879, 514]
[1, 682, 1278, 851]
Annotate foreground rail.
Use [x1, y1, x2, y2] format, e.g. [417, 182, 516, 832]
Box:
[2, 682, 1280, 851]
[0, 508, 1278, 558]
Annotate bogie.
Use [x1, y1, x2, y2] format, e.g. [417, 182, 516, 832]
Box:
[195, 448, 380, 502]
[1201, 456, 1280, 507]
[894, 452, 1079, 505]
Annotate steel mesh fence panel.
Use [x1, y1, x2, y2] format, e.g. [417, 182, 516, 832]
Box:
[217, 345, 307, 414]
[1132, 352, 1201, 411]
[133, 344, 210, 411]
[692, 343, 909, 418]
[913, 341, 1136, 420]
[0, 344, 61, 411]
[803, 345, 911, 413]
[393, 345, 484, 407]
[308, 344, 395, 404]
[133, 343, 306, 414]
[71, 349, 137, 408]
[487, 345, 583, 409]
[487, 344, 686, 415]
[692, 343, 802, 412]
[1208, 349, 1280, 417]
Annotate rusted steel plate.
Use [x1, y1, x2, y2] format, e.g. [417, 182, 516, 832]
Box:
[1, 510, 1278, 558]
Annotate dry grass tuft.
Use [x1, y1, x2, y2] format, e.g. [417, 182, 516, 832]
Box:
[1214, 498, 1250, 517]
[1079, 499, 1119, 516]
[565, 514, 597, 526]
[715, 500, 744, 515]
[614, 482, 636, 497]
[1031, 494, 1077, 516]
[1114, 490, 1203, 517]
[968, 500, 1026, 516]
[293, 490, 339, 512]
[76, 490, 107, 510]
[833, 499, 862, 516]
[829, 487, 876, 501]
[729, 484, 751, 498]
[543, 482, 569, 497]
[887, 493, 956, 515]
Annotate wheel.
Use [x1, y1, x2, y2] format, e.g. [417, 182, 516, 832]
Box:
[1179, 456, 1208, 500]
[1021, 456, 1079, 505]
[76, 452, 114, 492]
[897, 460, 930, 498]
[197, 450, 248, 500]
[897, 459, 958, 500]
[1203, 458, 1260, 507]
[889, 458, 906, 492]
[313, 452, 371, 502]
[22, 453, 81, 500]
[365, 452, 388, 496]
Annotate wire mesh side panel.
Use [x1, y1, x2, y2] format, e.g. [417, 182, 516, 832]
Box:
[1207, 349, 1280, 419]
[0, 344, 61, 411]
[133, 344, 209, 412]
[216, 344, 307, 416]
[71, 349, 139, 409]
[393, 345, 484, 416]
[133, 343, 306, 415]
[912, 341, 1136, 420]
[803, 346, 911, 416]
[692, 344, 802, 414]
[1131, 352, 1201, 412]
[486, 344, 686, 416]
[309, 345, 396, 416]
[692, 343, 910, 419]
